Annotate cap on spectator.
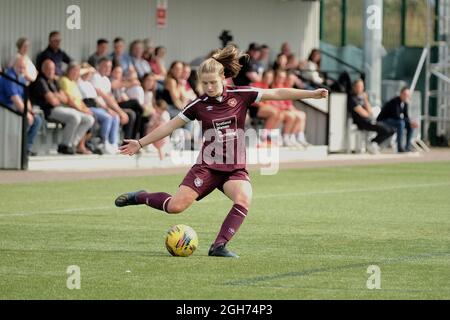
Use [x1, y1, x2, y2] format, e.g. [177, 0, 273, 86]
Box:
[80, 63, 96, 76]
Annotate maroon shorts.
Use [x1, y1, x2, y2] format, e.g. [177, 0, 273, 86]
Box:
[180, 165, 251, 201]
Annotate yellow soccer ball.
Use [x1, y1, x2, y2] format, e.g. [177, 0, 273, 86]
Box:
[165, 224, 198, 257]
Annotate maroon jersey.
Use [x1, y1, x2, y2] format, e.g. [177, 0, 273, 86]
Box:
[178, 86, 262, 172]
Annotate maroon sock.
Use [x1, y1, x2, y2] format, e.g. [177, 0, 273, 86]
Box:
[136, 192, 172, 213]
[214, 204, 248, 247]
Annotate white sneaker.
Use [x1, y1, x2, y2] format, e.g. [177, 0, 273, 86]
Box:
[104, 143, 117, 155]
[110, 143, 119, 154]
[290, 135, 303, 148]
[367, 142, 380, 155]
[283, 135, 293, 147]
[283, 135, 299, 147]
[297, 137, 311, 148]
[103, 143, 111, 154]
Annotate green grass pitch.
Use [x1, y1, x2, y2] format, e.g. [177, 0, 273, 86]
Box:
[0, 162, 449, 299]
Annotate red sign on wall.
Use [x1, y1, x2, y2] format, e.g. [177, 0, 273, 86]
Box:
[156, 0, 168, 28]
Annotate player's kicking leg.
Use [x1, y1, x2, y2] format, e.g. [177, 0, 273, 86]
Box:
[114, 186, 198, 214]
[115, 190, 146, 207]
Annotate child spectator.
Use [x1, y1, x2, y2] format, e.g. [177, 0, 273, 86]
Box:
[146, 99, 170, 160]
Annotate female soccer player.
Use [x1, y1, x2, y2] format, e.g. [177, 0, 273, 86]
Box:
[115, 45, 328, 258]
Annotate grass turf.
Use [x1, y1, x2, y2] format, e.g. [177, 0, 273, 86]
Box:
[0, 162, 449, 299]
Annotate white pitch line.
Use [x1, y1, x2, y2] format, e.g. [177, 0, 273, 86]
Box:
[1, 181, 449, 218]
[202, 181, 450, 203]
[0, 206, 112, 217]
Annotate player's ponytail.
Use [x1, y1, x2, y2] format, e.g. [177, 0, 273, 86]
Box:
[198, 45, 247, 79]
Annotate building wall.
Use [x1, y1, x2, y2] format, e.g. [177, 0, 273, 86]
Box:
[0, 0, 319, 69]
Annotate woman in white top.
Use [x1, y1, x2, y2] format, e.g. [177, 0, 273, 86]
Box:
[11, 38, 38, 83]
[302, 49, 325, 85]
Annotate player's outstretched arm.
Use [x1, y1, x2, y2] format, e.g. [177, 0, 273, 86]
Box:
[119, 116, 186, 156]
[260, 88, 328, 101]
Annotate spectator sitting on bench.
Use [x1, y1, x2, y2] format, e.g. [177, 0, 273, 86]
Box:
[347, 79, 395, 154]
[59, 62, 95, 154]
[142, 38, 155, 64]
[181, 63, 197, 103]
[110, 65, 143, 140]
[10, 37, 38, 83]
[31, 59, 94, 155]
[377, 87, 419, 153]
[250, 70, 284, 147]
[148, 46, 167, 85]
[146, 99, 170, 161]
[130, 40, 152, 81]
[301, 49, 326, 87]
[0, 56, 42, 156]
[272, 53, 288, 72]
[162, 61, 189, 119]
[139, 73, 157, 139]
[78, 63, 120, 155]
[271, 69, 309, 148]
[91, 57, 130, 150]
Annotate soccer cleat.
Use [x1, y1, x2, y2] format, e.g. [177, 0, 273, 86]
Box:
[114, 190, 146, 207]
[208, 244, 239, 258]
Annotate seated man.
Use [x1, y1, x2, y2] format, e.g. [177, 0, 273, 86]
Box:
[347, 79, 394, 154]
[30, 59, 94, 155]
[0, 56, 42, 155]
[36, 31, 72, 77]
[91, 58, 130, 144]
[377, 87, 418, 152]
[59, 62, 96, 154]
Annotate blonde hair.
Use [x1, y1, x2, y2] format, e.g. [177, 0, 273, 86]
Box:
[198, 45, 247, 79]
[65, 62, 80, 76]
[16, 37, 28, 51]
